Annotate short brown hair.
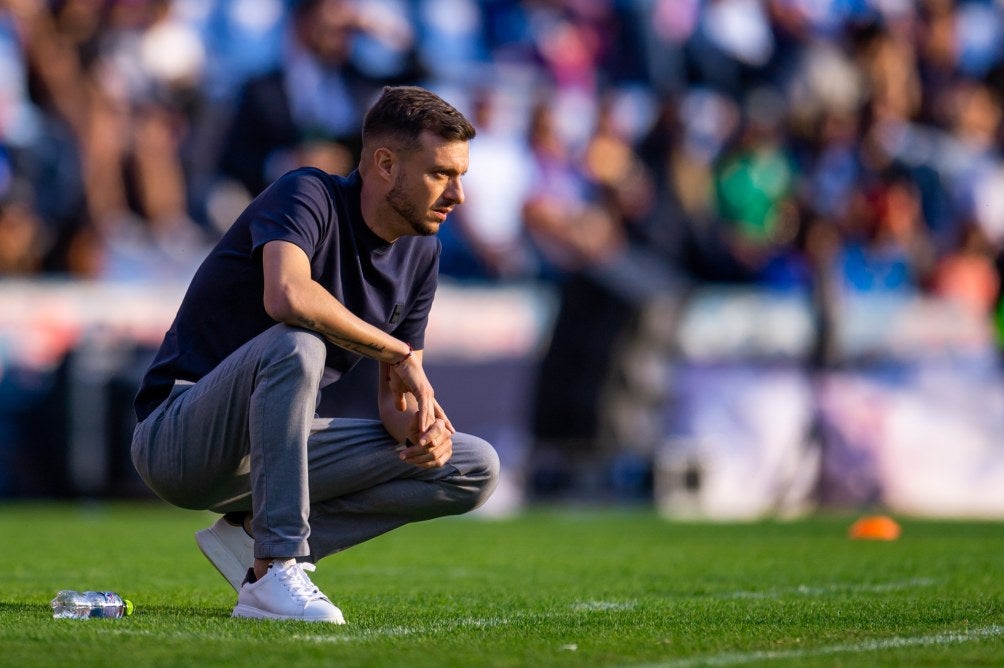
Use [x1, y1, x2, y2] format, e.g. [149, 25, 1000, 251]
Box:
[362, 86, 476, 152]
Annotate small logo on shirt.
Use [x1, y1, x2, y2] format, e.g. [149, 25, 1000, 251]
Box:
[389, 303, 405, 325]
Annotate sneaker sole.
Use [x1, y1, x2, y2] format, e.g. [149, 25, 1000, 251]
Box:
[232, 603, 345, 624]
[195, 523, 252, 592]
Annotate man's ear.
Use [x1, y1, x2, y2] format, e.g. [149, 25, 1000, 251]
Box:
[373, 147, 396, 182]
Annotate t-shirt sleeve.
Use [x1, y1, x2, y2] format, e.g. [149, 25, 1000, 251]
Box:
[248, 169, 331, 259]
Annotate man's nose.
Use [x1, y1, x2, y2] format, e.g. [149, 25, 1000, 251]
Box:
[445, 176, 464, 205]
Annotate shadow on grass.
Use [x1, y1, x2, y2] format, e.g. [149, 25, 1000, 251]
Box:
[129, 604, 232, 621]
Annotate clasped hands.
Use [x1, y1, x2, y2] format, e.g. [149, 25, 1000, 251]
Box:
[388, 356, 454, 469]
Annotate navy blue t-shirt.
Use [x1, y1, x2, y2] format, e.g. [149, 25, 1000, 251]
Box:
[134, 167, 440, 421]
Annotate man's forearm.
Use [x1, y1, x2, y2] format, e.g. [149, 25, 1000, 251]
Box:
[379, 402, 416, 444]
[273, 277, 410, 365]
[262, 240, 412, 364]
[294, 313, 391, 359]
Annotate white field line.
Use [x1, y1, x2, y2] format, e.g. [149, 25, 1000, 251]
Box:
[716, 577, 937, 600]
[571, 600, 639, 612]
[639, 625, 1004, 667]
[286, 578, 944, 644]
[98, 578, 945, 646]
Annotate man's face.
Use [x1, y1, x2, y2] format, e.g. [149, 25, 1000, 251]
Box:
[299, 0, 355, 66]
[385, 132, 469, 237]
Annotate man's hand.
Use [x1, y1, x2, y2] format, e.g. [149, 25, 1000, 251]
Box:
[378, 351, 455, 463]
[388, 354, 438, 432]
[398, 408, 455, 468]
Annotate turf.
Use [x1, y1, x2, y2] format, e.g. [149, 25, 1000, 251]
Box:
[1, 502, 1001, 667]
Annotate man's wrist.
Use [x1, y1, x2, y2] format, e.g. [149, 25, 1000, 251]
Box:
[390, 342, 413, 367]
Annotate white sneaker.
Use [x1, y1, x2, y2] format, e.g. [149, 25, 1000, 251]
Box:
[195, 515, 254, 592]
[232, 559, 345, 623]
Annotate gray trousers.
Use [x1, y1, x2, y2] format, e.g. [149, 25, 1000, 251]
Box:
[131, 324, 500, 561]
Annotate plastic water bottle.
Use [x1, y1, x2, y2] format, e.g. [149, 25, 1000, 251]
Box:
[51, 590, 134, 619]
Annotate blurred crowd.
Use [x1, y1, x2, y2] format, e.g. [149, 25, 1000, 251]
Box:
[2, 0, 1004, 504]
[0, 0, 1002, 318]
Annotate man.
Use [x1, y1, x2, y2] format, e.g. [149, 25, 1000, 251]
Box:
[217, 0, 377, 196]
[131, 86, 499, 624]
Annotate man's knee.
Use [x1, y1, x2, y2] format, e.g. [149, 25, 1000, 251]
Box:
[450, 435, 501, 512]
[262, 325, 327, 378]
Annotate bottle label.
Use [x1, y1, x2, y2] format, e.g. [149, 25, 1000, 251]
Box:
[91, 592, 119, 618]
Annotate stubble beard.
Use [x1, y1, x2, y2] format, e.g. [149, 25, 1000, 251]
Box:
[386, 177, 438, 237]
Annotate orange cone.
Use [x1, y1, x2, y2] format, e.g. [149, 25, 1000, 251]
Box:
[848, 515, 901, 541]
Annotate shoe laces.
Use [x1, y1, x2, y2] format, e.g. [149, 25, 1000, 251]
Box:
[273, 560, 326, 603]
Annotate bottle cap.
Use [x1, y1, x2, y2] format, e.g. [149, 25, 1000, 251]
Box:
[124, 600, 134, 616]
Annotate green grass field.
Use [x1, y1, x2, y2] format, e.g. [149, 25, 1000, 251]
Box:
[1, 502, 1002, 667]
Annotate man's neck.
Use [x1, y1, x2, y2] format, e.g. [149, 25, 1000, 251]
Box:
[359, 187, 398, 243]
